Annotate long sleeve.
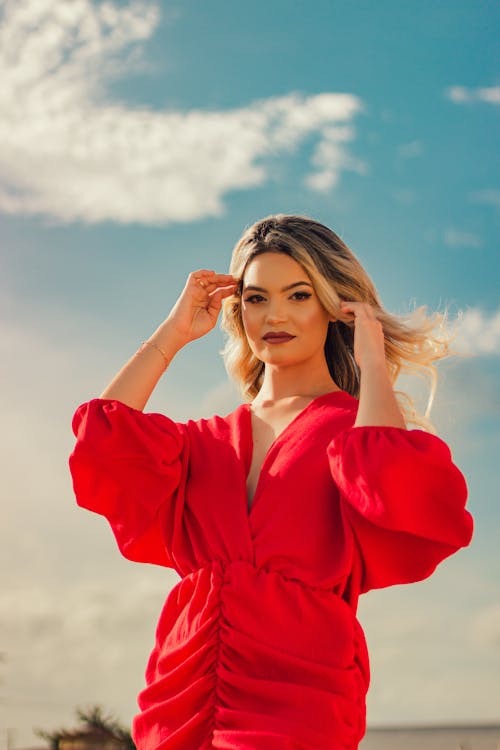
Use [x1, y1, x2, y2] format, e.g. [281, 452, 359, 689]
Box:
[69, 398, 186, 567]
[327, 425, 474, 594]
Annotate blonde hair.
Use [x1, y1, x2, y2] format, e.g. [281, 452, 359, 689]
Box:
[220, 213, 467, 433]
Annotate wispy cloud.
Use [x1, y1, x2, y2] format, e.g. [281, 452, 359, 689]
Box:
[443, 228, 482, 248]
[454, 306, 500, 356]
[469, 189, 500, 212]
[468, 603, 500, 647]
[358, 561, 500, 723]
[304, 123, 368, 191]
[1, 576, 179, 744]
[445, 85, 500, 105]
[0, 0, 365, 226]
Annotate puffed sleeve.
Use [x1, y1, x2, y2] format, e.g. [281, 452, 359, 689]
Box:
[69, 398, 186, 567]
[327, 425, 474, 594]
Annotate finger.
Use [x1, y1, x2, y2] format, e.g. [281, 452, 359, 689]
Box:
[207, 287, 236, 313]
[339, 301, 355, 314]
[208, 284, 238, 301]
[191, 273, 237, 290]
[202, 277, 238, 288]
[192, 270, 237, 281]
[340, 301, 376, 318]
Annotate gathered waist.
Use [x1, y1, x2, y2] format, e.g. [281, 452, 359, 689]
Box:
[165, 557, 370, 692]
[180, 557, 346, 595]
[135, 555, 371, 747]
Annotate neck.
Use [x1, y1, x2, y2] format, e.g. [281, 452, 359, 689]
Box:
[255, 361, 339, 405]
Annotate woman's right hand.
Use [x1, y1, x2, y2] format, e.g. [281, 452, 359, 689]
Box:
[97, 270, 238, 410]
[166, 269, 238, 344]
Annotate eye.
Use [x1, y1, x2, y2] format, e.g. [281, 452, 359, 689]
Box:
[244, 294, 265, 303]
[291, 291, 311, 300]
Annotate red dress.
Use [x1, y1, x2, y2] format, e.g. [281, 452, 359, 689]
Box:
[69, 392, 473, 750]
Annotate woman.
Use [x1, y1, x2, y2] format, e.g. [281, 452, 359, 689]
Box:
[69, 214, 474, 750]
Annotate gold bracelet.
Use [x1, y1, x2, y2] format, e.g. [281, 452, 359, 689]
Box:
[139, 339, 169, 365]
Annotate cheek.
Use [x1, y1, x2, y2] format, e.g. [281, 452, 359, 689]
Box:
[241, 305, 259, 333]
[241, 312, 255, 343]
[304, 307, 330, 339]
[301, 305, 325, 326]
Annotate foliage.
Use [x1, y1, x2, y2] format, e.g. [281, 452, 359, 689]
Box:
[35, 704, 136, 749]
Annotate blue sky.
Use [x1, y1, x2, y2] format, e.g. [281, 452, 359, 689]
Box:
[1, 0, 499, 745]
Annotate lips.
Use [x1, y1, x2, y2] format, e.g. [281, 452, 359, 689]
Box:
[263, 332, 296, 342]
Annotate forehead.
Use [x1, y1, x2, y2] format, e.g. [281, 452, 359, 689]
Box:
[243, 251, 307, 279]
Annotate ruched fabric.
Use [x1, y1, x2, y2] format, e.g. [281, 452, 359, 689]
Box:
[69, 393, 474, 750]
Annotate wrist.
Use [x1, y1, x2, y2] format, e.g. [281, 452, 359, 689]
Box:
[150, 319, 189, 355]
[138, 340, 171, 368]
[358, 355, 388, 375]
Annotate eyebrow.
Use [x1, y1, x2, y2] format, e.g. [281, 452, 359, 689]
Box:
[242, 281, 313, 293]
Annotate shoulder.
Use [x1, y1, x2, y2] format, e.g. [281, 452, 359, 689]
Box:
[313, 390, 359, 421]
[184, 403, 247, 440]
[298, 391, 359, 445]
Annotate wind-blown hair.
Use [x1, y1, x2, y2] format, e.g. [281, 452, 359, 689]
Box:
[220, 213, 465, 433]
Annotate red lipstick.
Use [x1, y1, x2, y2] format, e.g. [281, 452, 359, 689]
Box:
[262, 332, 296, 343]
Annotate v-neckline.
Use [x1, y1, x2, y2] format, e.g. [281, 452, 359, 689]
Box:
[241, 389, 352, 518]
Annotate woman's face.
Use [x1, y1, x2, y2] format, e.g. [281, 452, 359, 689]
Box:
[241, 251, 334, 367]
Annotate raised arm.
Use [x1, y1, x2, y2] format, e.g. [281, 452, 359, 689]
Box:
[338, 298, 406, 428]
[99, 269, 237, 410]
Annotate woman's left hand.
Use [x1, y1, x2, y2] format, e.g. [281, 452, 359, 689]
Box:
[339, 300, 386, 371]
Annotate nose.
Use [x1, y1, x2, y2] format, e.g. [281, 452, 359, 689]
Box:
[265, 298, 288, 324]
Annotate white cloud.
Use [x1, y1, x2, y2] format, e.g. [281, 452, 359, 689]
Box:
[445, 85, 500, 105]
[358, 561, 500, 724]
[477, 86, 500, 104]
[397, 140, 424, 158]
[304, 124, 368, 192]
[0, 297, 224, 745]
[0, 576, 180, 747]
[453, 306, 500, 356]
[469, 189, 500, 212]
[443, 228, 482, 248]
[0, 0, 365, 226]
[468, 603, 500, 647]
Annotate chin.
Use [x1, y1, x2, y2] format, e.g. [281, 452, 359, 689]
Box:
[259, 352, 304, 367]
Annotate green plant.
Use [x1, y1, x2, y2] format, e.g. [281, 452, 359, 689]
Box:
[35, 704, 136, 749]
